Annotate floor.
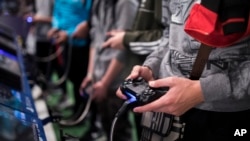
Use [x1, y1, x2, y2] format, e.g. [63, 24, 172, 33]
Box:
[32, 85, 57, 141]
[32, 82, 139, 141]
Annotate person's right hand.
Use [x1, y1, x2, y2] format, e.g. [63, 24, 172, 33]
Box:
[102, 30, 125, 50]
[47, 28, 58, 39]
[54, 30, 68, 44]
[116, 65, 155, 99]
[133, 77, 204, 116]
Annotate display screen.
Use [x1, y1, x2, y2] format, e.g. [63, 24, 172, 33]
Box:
[0, 110, 37, 141]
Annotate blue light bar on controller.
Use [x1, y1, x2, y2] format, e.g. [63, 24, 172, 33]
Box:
[0, 49, 17, 61]
[125, 92, 137, 103]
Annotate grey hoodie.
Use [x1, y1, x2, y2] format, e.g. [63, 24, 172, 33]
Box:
[143, 0, 250, 112]
[90, 0, 140, 90]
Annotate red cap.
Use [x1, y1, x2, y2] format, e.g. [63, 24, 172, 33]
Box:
[184, 3, 250, 48]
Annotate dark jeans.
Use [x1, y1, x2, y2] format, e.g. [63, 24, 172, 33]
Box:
[96, 89, 132, 141]
[182, 108, 250, 141]
[36, 40, 56, 80]
[36, 40, 90, 113]
[63, 43, 89, 113]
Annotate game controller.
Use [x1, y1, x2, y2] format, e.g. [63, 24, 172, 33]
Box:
[120, 77, 169, 105]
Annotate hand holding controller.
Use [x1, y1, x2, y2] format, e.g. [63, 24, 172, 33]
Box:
[120, 77, 169, 106]
[80, 81, 93, 99]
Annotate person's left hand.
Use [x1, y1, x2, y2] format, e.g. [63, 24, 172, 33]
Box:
[92, 80, 108, 102]
[55, 30, 68, 44]
[133, 77, 204, 116]
[102, 30, 125, 49]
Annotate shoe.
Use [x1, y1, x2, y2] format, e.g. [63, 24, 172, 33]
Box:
[79, 114, 106, 141]
[91, 131, 106, 141]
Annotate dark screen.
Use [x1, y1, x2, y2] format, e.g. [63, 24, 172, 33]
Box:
[0, 112, 36, 141]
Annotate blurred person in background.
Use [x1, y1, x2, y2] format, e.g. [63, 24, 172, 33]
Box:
[0, 0, 34, 16]
[102, 0, 168, 139]
[46, 0, 92, 121]
[79, 0, 140, 140]
[24, 0, 53, 91]
[25, 0, 53, 56]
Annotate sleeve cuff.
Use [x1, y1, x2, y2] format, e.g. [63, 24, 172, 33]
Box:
[123, 31, 133, 50]
[200, 73, 231, 102]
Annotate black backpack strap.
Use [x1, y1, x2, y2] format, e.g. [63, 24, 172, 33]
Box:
[189, 44, 213, 80]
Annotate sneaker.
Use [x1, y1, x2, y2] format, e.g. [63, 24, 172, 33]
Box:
[91, 131, 106, 141]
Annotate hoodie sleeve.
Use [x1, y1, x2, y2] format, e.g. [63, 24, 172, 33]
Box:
[142, 39, 169, 79]
[200, 60, 250, 102]
[123, 0, 166, 56]
[123, 30, 163, 55]
[113, 0, 139, 62]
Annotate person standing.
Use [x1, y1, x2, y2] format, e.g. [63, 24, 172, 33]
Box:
[102, 0, 168, 139]
[116, 0, 250, 141]
[47, 0, 92, 119]
[80, 0, 140, 140]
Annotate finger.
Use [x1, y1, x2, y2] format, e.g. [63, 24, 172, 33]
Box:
[107, 30, 119, 36]
[149, 77, 175, 88]
[79, 85, 85, 91]
[116, 88, 127, 100]
[79, 88, 84, 96]
[56, 37, 63, 44]
[47, 32, 53, 39]
[102, 38, 112, 48]
[109, 31, 117, 36]
[81, 81, 87, 89]
[106, 31, 113, 36]
[79, 89, 82, 95]
[54, 38, 60, 45]
[129, 65, 141, 78]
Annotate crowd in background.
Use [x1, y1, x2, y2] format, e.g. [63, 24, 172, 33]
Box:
[1, 0, 250, 141]
[1, 0, 144, 141]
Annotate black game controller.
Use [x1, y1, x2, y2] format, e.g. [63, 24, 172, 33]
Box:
[120, 77, 169, 106]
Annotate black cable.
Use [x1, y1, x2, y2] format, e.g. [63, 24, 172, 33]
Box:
[110, 117, 118, 141]
[48, 37, 73, 88]
[58, 94, 93, 126]
[34, 46, 64, 62]
[34, 36, 73, 89]
[110, 100, 131, 141]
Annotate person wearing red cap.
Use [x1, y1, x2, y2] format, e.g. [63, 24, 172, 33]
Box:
[116, 0, 250, 141]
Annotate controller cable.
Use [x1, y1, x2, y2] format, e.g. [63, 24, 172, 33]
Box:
[50, 35, 93, 126]
[34, 41, 64, 63]
[59, 91, 93, 126]
[59, 46, 107, 126]
[35, 35, 73, 89]
[110, 96, 137, 141]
